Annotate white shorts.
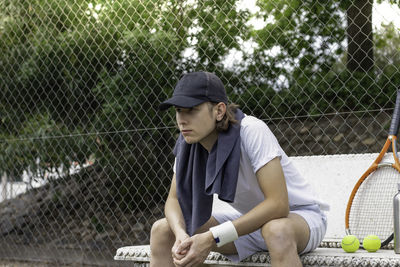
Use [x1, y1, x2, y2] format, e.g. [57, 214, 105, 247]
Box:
[212, 204, 327, 262]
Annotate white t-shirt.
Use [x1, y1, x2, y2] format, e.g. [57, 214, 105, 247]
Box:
[173, 115, 328, 214]
[232, 115, 328, 214]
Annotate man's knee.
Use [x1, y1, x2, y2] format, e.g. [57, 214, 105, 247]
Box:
[261, 219, 297, 252]
[150, 218, 175, 265]
[151, 218, 174, 241]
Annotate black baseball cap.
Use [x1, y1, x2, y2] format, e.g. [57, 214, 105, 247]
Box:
[159, 71, 228, 110]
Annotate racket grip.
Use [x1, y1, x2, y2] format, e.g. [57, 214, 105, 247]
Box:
[389, 89, 400, 135]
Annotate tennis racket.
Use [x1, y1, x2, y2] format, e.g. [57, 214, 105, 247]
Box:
[345, 89, 400, 248]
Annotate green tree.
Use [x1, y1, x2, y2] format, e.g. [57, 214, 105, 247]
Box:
[344, 0, 374, 72]
[1, 0, 399, 205]
[232, 0, 346, 118]
[0, 0, 250, 208]
[342, 0, 400, 72]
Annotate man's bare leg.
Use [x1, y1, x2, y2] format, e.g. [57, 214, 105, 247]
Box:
[150, 217, 238, 267]
[261, 213, 310, 267]
[150, 218, 176, 267]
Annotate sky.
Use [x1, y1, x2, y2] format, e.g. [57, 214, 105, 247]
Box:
[373, 1, 400, 30]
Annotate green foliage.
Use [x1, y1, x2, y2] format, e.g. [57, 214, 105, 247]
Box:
[375, 23, 400, 69]
[376, 0, 400, 5]
[0, 113, 94, 180]
[186, 0, 251, 70]
[0, 0, 197, 210]
[229, 0, 399, 120]
[1, 0, 399, 211]
[245, 0, 345, 90]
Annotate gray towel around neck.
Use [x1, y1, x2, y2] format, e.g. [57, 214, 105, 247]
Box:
[173, 109, 245, 236]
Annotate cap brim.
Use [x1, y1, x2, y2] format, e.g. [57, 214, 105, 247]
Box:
[159, 95, 207, 110]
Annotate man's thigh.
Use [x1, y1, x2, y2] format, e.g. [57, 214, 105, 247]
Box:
[210, 206, 326, 261]
[286, 212, 311, 253]
[290, 206, 327, 254]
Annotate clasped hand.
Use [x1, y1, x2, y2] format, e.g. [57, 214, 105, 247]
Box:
[171, 232, 214, 267]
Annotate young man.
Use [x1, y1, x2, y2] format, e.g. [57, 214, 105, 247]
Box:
[150, 71, 328, 267]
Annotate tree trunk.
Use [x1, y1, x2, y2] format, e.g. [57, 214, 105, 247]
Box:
[346, 0, 374, 72]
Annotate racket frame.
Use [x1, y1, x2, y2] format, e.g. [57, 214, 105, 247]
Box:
[345, 138, 400, 248]
[345, 89, 400, 245]
[345, 136, 400, 248]
[346, 138, 400, 221]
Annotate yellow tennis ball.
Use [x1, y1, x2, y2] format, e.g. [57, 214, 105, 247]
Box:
[363, 235, 381, 252]
[341, 235, 360, 253]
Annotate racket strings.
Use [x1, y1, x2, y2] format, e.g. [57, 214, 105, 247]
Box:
[349, 165, 400, 242]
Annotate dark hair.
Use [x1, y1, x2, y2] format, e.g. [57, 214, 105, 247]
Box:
[208, 102, 240, 132]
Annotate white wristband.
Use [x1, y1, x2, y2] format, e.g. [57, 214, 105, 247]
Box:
[209, 221, 238, 247]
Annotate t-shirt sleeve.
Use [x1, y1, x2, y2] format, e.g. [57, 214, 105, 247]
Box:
[241, 118, 282, 173]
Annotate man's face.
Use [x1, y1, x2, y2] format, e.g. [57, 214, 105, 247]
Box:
[175, 102, 218, 146]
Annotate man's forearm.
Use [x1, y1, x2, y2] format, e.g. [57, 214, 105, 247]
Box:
[164, 196, 187, 237]
[233, 198, 289, 237]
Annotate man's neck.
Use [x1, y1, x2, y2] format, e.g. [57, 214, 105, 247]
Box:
[200, 129, 218, 153]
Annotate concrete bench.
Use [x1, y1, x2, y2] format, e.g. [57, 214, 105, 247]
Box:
[114, 154, 400, 266]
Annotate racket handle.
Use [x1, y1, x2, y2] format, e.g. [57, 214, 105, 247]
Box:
[389, 89, 400, 135]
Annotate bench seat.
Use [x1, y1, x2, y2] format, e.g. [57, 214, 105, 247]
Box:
[114, 245, 400, 266]
[114, 154, 400, 266]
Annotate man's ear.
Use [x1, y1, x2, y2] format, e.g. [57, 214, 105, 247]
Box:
[215, 102, 227, 121]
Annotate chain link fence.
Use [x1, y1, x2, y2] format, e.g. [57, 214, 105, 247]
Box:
[0, 0, 400, 265]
